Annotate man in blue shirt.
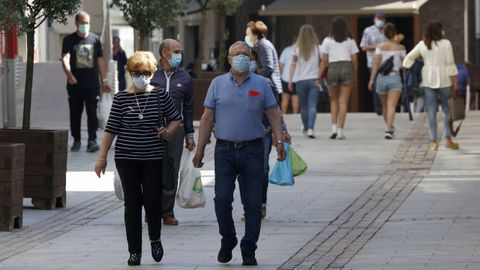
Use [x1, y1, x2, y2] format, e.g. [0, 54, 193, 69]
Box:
[193, 41, 286, 266]
[151, 39, 195, 226]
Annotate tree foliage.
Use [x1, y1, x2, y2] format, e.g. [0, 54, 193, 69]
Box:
[210, 0, 243, 15]
[111, 0, 185, 40]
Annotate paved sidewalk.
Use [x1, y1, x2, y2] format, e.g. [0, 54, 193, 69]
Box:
[0, 112, 478, 270]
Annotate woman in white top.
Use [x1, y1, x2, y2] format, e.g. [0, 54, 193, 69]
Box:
[289, 24, 322, 138]
[319, 17, 359, 140]
[368, 23, 406, 140]
[403, 21, 459, 151]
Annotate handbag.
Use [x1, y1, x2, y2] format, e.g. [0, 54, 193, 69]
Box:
[377, 56, 394, 76]
[448, 95, 465, 137]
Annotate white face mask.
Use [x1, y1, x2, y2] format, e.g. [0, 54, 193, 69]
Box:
[374, 19, 385, 28]
[132, 76, 150, 90]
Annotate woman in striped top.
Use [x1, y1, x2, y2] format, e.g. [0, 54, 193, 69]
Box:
[94, 51, 181, 266]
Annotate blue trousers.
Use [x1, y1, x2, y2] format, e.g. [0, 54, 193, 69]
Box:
[214, 143, 264, 253]
[296, 79, 320, 130]
[424, 87, 452, 140]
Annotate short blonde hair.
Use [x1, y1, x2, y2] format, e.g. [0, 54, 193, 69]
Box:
[125, 51, 157, 74]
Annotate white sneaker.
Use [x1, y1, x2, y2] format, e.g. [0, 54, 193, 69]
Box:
[337, 134, 346, 140]
[307, 129, 316, 138]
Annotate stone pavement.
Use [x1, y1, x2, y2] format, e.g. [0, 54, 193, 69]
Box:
[0, 112, 479, 270]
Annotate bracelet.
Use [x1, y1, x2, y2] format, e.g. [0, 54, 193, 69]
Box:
[277, 140, 284, 145]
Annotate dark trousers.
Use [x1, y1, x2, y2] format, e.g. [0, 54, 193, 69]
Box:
[214, 143, 264, 253]
[161, 128, 185, 217]
[115, 159, 163, 254]
[67, 88, 99, 141]
[262, 132, 273, 204]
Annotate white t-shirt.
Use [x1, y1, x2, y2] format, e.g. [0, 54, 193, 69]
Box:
[292, 44, 322, 81]
[321, 37, 359, 63]
[279, 45, 298, 82]
[375, 48, 406, 72]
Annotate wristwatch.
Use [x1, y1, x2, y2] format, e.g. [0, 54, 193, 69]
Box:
[277, 140, 284, 145]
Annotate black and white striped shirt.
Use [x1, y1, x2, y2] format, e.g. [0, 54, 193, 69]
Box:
[105, 88, 181, 160]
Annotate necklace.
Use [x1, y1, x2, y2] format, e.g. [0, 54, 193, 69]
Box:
[132, 89, 150, 119]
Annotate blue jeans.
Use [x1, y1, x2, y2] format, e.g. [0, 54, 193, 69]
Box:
[296, 79, 320, 130]
[424, 87, 452, 140]
[262, 132, 272, 204]
[214, 143, 264, 253]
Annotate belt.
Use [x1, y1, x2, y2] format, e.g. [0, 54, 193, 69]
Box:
[216, 138, 263, 149]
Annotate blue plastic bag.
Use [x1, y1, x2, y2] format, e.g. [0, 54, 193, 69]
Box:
[269, 143, 294, 186]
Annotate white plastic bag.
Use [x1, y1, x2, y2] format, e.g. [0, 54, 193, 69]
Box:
[98, 93, 113, 129]
[176, 151, 206, 208]
[114, 167, 124, 201]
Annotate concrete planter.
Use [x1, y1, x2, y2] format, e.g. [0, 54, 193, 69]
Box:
[0, 129, 68, 210]
[0, 143, 25, 231]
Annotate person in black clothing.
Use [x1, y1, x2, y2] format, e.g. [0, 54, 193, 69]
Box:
[61, 11, 112, 153]
[95, 51, 181, 266]
[113, 36, 128, 91]
[150, 39, 195, 226]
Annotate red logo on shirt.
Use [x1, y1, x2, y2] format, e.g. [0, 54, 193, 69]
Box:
[248, 90, 261, 97]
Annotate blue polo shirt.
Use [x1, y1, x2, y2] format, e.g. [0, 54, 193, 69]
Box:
[204, 71, 278, 141]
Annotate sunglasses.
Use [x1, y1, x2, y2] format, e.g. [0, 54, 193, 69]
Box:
[131, 71, 152, 78]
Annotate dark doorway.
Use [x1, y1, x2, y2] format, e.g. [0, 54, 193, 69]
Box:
[356, 15, 414, 112]
[184, 25, 199, 73]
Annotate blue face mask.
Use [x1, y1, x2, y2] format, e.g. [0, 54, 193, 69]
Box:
[78, 24, 90, 36]
[168, 53, 182, 68]
[245, 36, 254, 48]
[132, 76, 150, 90]
[374, 20, 385, 28]
[249, 60, 257, 72]
[231, 55, 251, 73]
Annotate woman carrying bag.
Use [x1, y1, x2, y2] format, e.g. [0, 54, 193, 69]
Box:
[94, 51, 181, 266]
[403, 21, 460, 151]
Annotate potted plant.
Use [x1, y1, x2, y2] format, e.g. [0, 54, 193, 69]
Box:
[0, 0, 81, 209]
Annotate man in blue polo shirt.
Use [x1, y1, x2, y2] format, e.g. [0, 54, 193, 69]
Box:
[193, 41, 286, 266]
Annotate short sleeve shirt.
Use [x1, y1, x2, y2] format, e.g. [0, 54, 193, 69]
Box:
[62, 32, 103, 91]
[321, 37, 359, 63]
[279, 45, 298, 82]
[292, 45, 322, 81]
[204, 72, 278, 141]
[360, 25, 387, 68]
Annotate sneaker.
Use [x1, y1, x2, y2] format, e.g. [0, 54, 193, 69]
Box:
[151, 241, 164, 262]
[429, 140, 439, 151]
[86, 140, 100, 153]
[242, 252, 258, 266]
[127, 253, 141, 266]
[337, 134, 346, 140]
[445, 138, 459, 150]
[329, 133, 337, 139]
[384, 131, 394, 140]
[218, 237, 238, 263]
[163, 216, 179, 225]
[70, 141, 81, 152]
[307, 129, 316, 139]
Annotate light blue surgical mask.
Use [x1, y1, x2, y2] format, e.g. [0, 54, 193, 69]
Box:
[132, 76, 150, 90]
[231, 55, 251, 73]
[168, 53, 182, 68]
[78, 24, 90, 36]
[249, 60, 257, 72]
[245, 35, 254, 47]
[374, 20, 385, 28]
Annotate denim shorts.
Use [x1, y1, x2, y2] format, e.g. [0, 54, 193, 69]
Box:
[375, 73, 402, 95]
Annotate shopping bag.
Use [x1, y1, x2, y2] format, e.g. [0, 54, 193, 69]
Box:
[176, 151, 206, 208]
[98, 93, 113, 129]
[113, 166, 124, 201]
[269, 143, 294, 186]
[289, 146, 307, 176]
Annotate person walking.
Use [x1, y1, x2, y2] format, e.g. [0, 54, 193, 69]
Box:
[94, 51, 181, 266]
[289, 25, 322, 138]
[403, 21, 460, 151]
[319, 17, 359, 140]
[279, 36, 300, 114]
[360, 12, 387, 114]
[193, 41, 286, 266]
[150, 39, 195, 226]
[368, 23, 406, 139]
[61, 11, 112, 152]
[112, 36, 128, 91]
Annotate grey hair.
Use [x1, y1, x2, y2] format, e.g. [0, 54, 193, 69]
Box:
[228, 41, 250, 55]
[75, 11, 90, 22]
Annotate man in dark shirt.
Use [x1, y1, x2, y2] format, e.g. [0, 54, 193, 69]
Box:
[151, 39, 195, 226]
[112, 36, 128, 91]
[61, 11, 112, 152]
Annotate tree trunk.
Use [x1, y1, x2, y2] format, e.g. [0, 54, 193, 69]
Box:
[139, 35, 148, 51]
[22, 30, 35, 130]
[194, 9, 207, 78]
[218, 12, 226, 71]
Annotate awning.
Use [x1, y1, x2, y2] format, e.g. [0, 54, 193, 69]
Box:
[259, 0, 429, 16]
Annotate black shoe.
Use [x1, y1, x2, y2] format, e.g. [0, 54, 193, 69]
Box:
[86, 140, 99, 153]
[217, 237, 238, 263]
[151, 241, 164, 262]
[384, 131, 394, 140]
[375, 108, 383, 116]
[329, 133, 337, 139]
[242, 252, 258, 266]
[70, 141, 81, 152]
[127, 253, 141, 266]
